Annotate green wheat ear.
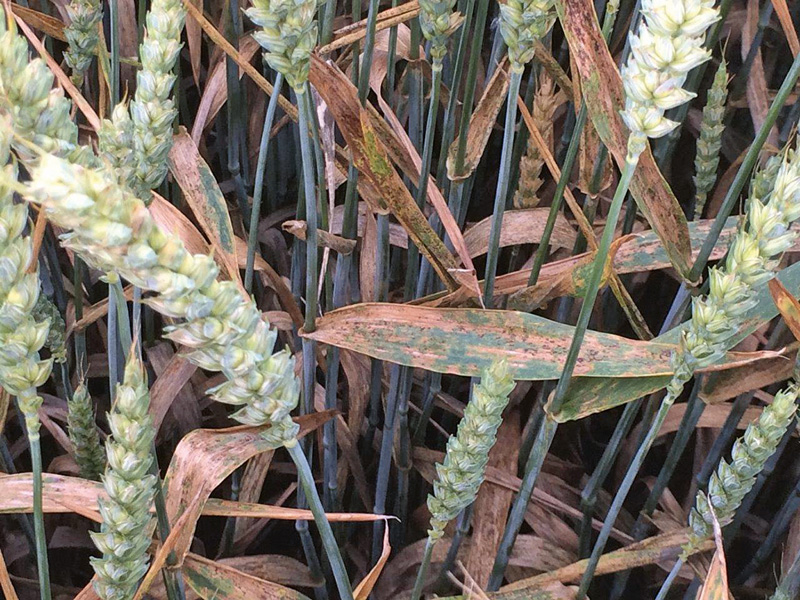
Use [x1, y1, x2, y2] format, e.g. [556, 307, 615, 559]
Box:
[32, 295, 67, 364]
[427, 360, 516, 539]
[683, 383, 798, 558]
[63, 0, 102, 84]
[90, 356, 156, 600]
[693, 59, 728, 217]
[68, 382, 106, 481]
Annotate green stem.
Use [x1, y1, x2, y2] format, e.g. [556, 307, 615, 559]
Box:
[575, 383, 682, 600]
[245, 73, 284, 293]
[287, 441, 353, 600]
[109, 0, 119, 106]
[488, 152, 640, 590]
[483, 68, 523, 307]
[414, 66, 443, 224]
[27, 427, 52, 600]
[410, 536, 436, 600]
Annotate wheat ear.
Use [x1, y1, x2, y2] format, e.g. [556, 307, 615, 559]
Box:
[0, 10, 96, 166]
[100, 0, 185, 199]
[683, 383, 798, 558]
[410, 361, 515, 600]
[620, 0, 719, 157]
[25, 154, 300, 443]
[693, 59, 728, 217]
[0, 119, 54, 600]
[499, 0, 556, 74]
[90, 356, 156, 600]
[63, 0, 103, 84]
[245, 0, 319, 91]
[68, 381, 107, 481]
[514, 72, 562, 209]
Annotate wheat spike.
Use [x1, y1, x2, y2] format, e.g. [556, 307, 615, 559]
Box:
[418, 0, 459, 68]
[683, 383, 798, 557]
[68, 382, 106, 481]
[693, 59, 729, 217]
[63, 0, 103, 84]
[498, 0, 556, 73]
[99, 0, 185, 199]
[32, 294, 67, 364]
[25, 154, 300, 445]
[427, 360, 516, 539]
[514, 72, 562, 209]
[246, 0, 320, 91]
[620, 0, 719, 157]
[0, 120, 52, 436]
[90, 356, 155, 600]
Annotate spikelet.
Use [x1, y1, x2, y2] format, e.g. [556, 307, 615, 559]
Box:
[682, 383, 798, 558]
[32, 294, 67, 364]
[100, 0, 185, 199]
[25, 154, 300, 447]
[68, 382, 106, 481]
[750, 151, 785, 203]
[63, 0, 103, 84]
[668, 145, 800, 401]
[0, 121, 52, 436]
[0, 8, 96, 166]
[246, 0, 319, 91]
[427, 361, 515, 540]
[620, 0, 719, 157]
[418, 0, 458, 68]
[90, 357, 155, 600]
[693, 59, 728, 217]
[513, 72, 562, 209]
[498, 0, 556, 73]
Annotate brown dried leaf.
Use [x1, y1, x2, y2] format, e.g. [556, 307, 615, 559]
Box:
[769, 278, 800, 342]
[447, 60, 510, 182]
[309, 57, 461, 292]
[462, 208, 577, 257]
[167, 129, 241, 285]
[698, 509, 730, 600]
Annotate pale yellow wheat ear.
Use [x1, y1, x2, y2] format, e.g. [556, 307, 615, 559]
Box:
[514, 72, 564, 209]
[683, 383, 798, 558]
[90, 355, 155, 600]
[499, 0, 557, 73]
[245, 0, 320, 91]
[25, 153, 300, 445]
[99, 0, 185, 200]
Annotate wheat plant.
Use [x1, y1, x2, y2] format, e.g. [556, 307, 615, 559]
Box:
[693, 58, 728, 218]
